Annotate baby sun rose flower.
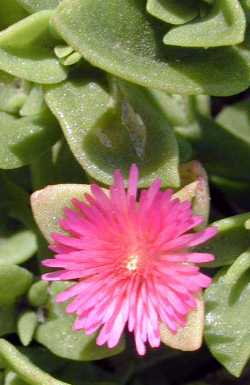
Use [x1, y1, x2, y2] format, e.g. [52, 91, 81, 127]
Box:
[42, 165, 217, 355]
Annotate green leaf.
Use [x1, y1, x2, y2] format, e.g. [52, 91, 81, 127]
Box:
[0, 306, 16, 337]
[0, 265, 32, 305]
[36, 318, 125, 361]
[0, 0, 28, 31]
[35, 282, 125, 361]
[0, 231, 37, 265]
[31, 184, 91, 242]
[193, 114, 250, 181]
[0, 72, 30, 114]
[163, 0, 246, 47]
[46, 78, 180, 187]
[216, 100, 250, 143]
[0, 339, 70, 385]
[52, 0, 250, 96]
[146, 0, 198, 25]
[0, 11, 66, 84]
[16, 0, 61, 13]
[197, 213, 250, 267]
[53, 140, 89, 184]
[20, 87, 46, 117]
[4, 371, 28, 385]
[0, 111, 60, 169]
[17, 311, 37, 347]
[205, 249, 250, 377]
[27, 281, 49, 307]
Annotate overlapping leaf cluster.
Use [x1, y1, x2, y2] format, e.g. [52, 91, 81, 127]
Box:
[0, 0, 249, 384]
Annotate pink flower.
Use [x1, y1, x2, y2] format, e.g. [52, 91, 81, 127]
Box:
[42, 165, 217, 355]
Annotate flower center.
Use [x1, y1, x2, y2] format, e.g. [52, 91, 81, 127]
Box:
[126, 254, 139, 271]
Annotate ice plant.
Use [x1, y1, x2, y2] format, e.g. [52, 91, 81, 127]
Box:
[42, 165, 217, 355]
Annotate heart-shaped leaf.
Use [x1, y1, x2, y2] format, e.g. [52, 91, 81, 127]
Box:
[46, 78, 180, 187]
[160, 294, 204, 351]
[0, 11, 66, 84]
[52, 0, 250, 96]
[31, 184, 91, 242]
[197, 212, 250, 267]
[164, 0, 246, 47]
[0, 231, 37, 265]
[0, 265, 32, 305]
[205, 249, 250, 377]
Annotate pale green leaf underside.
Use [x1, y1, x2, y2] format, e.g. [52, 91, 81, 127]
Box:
[31, 184, 91, 242]
[45, 79, 180, 187]
[164, 0, 246, 47]
[146, 0, 198, 25]
[52, 0, 250, 96]
[205, 250, 250, 377]
[0, 11, 66, 83]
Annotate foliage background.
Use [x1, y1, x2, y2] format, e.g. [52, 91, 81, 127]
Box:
[0, 0, 249, 384]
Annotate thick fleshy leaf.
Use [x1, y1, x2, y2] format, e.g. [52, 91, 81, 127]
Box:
[0, 11, 66, 84]
[160, 295, 204, 351]
[0, 231, 37, 265]
[20, 86, 46, 117]
[52, 0, 250, 96]
[0, 265, 32, 305]
[16, 0, 61, 13]
[197, 213, 250, 267]
[0, 72, 30, 114]
[27, 281, 49, 307]
[0, 111, 60, 169]
[164, 0, 246, 47]
[0, 339, 70, 385]
[46, 78, 180, 187]
[146, 0, 198, 25]
[35, 282, 125, 361]
[0, 306, 16, 337]
[205, 250, 250, 377]
[31, 184, 91, 242]
[36, 319, 125, 362]
[17, 311, 37, 346]
[4, 371, 28, 385]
